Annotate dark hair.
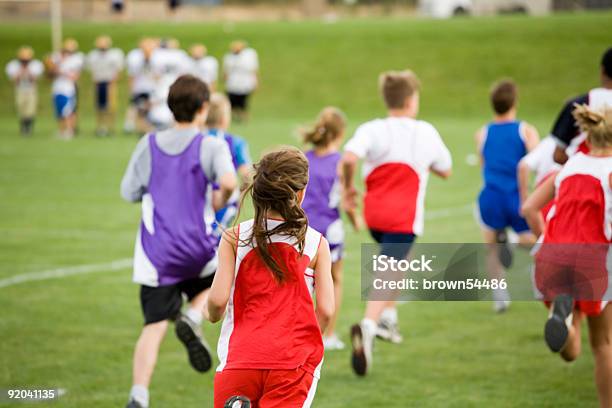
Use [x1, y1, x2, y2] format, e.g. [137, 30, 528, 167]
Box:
[602, 47, 612, 78]
[235, 148, 309, 282]
[490, 79, 517, 115]
[167, 74, 210, 123]
[302, 107, 347, 148]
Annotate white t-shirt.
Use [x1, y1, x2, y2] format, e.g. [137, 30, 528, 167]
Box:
[51, 52, 84, 96]
[344, 117, 452, 235]
[87, 48, 124, 82]
[191, 56, 218, 86]
[126, 48, 156, 95]
[521, 136, 561, 185]
[151, 48, 191, 79]
[5, 59, 44, 89]
[223, 48, 259, 94]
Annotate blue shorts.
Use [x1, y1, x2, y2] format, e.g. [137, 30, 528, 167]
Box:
[53, 94, 76, 119]
[477, 187, 529, 233]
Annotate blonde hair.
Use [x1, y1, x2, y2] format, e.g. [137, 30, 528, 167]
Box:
[301, 107, 346, 148]
[572, 104, 612, 149]
[205, 93, 231, 128]
[379, 70, 421, 109]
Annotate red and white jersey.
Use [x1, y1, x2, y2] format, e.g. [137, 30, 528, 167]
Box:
[522, 136, 561, 186]
[566, 88, 612, 157]
[545, 153, 612, 243]
[344, 117, 452, 234]
[216, 219, 324, 378]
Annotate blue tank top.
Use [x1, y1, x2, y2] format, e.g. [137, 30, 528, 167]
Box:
[481, 121, 527, 193]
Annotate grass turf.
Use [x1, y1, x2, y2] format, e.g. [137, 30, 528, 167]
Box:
[0, 12, 611, 407]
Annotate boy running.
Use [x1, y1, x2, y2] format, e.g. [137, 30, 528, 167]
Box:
[341, 70, 452, 376]
[5, 46, 44, 136]
[475, 79, 539, 312]
[522, 104, 612, 408]
[208, 148, 334, 408]
[121, 75, 237, 408]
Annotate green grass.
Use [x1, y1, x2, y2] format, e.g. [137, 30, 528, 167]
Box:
[1, 12, 611, 407]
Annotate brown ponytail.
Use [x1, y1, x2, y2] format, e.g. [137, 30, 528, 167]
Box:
[235, 147, 310, 282]
[572, 103, 612, 149]
[301, 106, 347, 148]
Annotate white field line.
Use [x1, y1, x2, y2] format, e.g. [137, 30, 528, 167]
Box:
[425, 204, 473, 220]
[0, 204, 474, 289]
[0, 258, 133, 289]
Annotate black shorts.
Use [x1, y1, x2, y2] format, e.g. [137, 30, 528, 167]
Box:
[369, 229, 416, 261]
[227, 92, 250, 110]
[95, 82, 109, 111]
[140, 275, 215, 325]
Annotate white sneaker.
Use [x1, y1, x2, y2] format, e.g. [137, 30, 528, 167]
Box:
[493, 300, 511, 313]
[323, 334, 345, 351]
[350, 319, 375, 376]
[492, 288, 511, 313]
[376, 319, 404, 344]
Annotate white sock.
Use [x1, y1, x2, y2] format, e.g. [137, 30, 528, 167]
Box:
[130, 385, 149, 407]
[185, 307, 203, 326]
[492, 288, 510, 302]
[361, 318, 377, 336]
[380, 307, 398, 325]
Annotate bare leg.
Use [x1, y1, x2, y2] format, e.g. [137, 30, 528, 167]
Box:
[560, 309, 583, 362]
[517, 231, 536, 249]
[587, 305, 612, 408]
[325, 260, 343, 337]
[132, 320, 169, 387]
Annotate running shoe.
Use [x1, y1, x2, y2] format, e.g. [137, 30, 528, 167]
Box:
[175, 314, 213, 373]
[544, 294, 574, 353]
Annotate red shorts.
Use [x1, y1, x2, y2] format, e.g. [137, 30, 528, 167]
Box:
[535, 243, 610, 316]
[214, 367, 318, 408]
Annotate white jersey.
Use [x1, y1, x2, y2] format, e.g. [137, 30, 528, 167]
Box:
[5, 59, 44, 90]
[344, 117, 452, 235]
[51, 52, 84, 96]
[87, 48, 124, 82]
[521, 136, 561, 185]
[223, 48, 259, 94]
[190, 56, 218, 86]
[126, 48, 157, 95]
[151, 47, 191, 79]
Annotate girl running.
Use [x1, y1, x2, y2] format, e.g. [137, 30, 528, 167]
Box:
[208, 148, 334, 408]
[301, 107, 358, 351]
[522, 104, 612, 408]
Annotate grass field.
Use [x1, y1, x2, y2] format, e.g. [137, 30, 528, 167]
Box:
[1, 12, 611, 407]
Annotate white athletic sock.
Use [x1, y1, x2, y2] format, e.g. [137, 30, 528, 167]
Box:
[492, 288, 510, 302]
[130, 385, 149, 407]
[185, 307, 203, 326]
[380, 307, 398, 325]
[361, 318, 377, 336]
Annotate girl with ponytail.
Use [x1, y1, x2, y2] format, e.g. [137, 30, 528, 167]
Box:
[522, 104, 612, 408]
[301, 107, 359, 351]
[207, 147, 334, 408]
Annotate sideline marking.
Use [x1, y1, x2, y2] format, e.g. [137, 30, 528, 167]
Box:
[0, 258, 133, 289]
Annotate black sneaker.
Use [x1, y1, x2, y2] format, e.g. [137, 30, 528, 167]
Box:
[175, 314, 213, 373]
[496, 229, 513, 268]
[544, 294, 574, 353]
[350, 323, 373, 377]
[126, 399, 145, 408]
